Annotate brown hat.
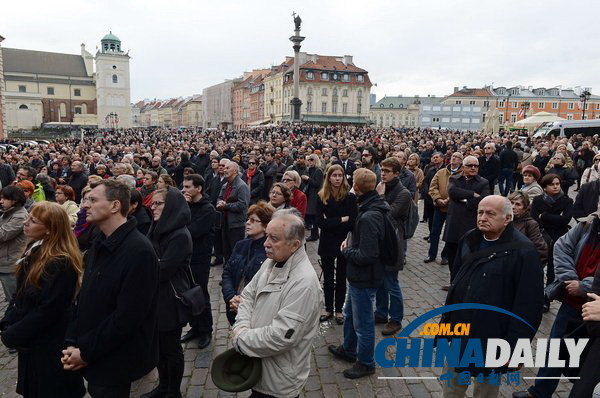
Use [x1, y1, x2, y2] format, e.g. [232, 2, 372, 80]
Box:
[521, 165, 541, 181]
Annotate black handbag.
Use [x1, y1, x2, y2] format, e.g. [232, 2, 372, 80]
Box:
[171, 266, 206, 324]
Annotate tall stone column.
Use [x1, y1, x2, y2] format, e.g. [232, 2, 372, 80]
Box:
[289, 14, 305, 123]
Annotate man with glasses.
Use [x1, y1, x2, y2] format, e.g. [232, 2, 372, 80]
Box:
[442, 156, 490, 278]
[361, 147, 381, 184]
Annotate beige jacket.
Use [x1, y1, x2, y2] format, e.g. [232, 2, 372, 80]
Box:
[233, 247, 322, 398]
[429, 167, 454, 212]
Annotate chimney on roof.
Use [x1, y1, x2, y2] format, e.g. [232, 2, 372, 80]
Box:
[343, 55, 353, 65]
[463, 86, 467, 90]
[454, 87, 459, 93]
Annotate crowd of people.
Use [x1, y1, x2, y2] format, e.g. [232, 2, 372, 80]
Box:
[0, 124, 598, 397]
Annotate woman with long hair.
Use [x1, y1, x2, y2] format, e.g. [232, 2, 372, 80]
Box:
[0, 201, 85, 397]
[316, 164, 357, 324]
[407, 153, 424, 204]
[143, 187, 192, 398]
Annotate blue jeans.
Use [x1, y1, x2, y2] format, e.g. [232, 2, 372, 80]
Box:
[343, 284, 377, 368]
[428, 209, 447, 260]
[375, 271, 404, 323]
[498, 168, 514, 196]
[528, 303, 582, 398]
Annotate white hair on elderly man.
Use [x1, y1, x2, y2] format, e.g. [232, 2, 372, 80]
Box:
[272, 208, 305, 243]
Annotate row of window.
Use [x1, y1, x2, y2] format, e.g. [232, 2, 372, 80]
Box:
[304, 102, 362, 114]
[454, 99, 600, 110]
[17, 103, 87, 115]
[422, 117, 480, 124]
[19, 85, 83, 97]
[422, 105, 482, 113]
[304, 71, 364, 83]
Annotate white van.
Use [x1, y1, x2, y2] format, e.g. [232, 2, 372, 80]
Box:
[533, 119, 600, 138]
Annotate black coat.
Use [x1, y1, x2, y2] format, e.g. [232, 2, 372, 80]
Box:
[221, 236, 267, 302]
[573, 180, 600, 220]
[443, 174, 490, 244]
[478, 155, 500, 182]
[0, 163, 15, 188]
[260, 161, 278, 198]
[530, 193, 573, 242]
[188, 196, 216, 267]
[1, 251, 85, 397]
[342, 191, 389, 288]
[67, 218, 159, 386]
[304, 166, 324, 215]
[245, 169, 265, 204]
[131, 204, 152, 236]
[383, 178, 411, 271]
[317, 192, 357, 257]
[148, 188, 193, 332]
[443, 224, 544, 375]
[67, 171, 88, 204]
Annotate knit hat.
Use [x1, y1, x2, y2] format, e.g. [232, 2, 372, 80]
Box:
[521, 165, 541, 181]
[210, 348, 262, 392]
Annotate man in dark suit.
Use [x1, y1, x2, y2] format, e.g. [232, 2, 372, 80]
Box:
[208, 158, 229, 266]
[334, 148, 357, 187]
[478, 143, 500, 194]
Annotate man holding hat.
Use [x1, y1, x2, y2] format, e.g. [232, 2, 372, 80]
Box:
[229, 209, 322, 398]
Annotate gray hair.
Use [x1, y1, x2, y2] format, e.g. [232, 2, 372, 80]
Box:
[463, 155, 479, 166]
[116, 174, 136, 189]
[272, 208, 305, 244]
[283, 170, 301, 188]
[500, 196, 514, 221]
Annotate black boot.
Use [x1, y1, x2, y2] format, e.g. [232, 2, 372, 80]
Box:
[140, 385, 168, 398]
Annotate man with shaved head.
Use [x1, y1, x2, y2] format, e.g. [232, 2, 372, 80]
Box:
[441, 195, 544, 397]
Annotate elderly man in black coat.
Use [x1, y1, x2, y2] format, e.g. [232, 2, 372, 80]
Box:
[442, 195, 544, 396]
[443, 155, 490, 278]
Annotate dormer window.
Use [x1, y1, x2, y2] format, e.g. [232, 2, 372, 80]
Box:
[389, 104, 394, 108]
[306, 71, 314, 80]
[357, 74, 364, 82]
[320, 72, 329, 80]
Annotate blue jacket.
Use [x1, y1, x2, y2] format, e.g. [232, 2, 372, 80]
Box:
[221, 236, 267, 302]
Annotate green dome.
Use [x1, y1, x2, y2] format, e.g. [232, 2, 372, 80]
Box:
[102, 32, 120, 42]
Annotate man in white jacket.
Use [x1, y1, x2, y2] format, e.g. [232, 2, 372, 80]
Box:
[232, 209, 322, 398]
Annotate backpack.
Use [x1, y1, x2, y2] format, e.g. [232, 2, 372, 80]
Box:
[377, 209, 402, 270]
[402, 194, 419, 239]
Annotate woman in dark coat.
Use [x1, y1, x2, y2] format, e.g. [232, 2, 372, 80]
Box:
[221, 201, 275, 325]
[0, 201, 85, 398]
[508, 191, 548, 265]
[143, 187, 192, 398]
[128, 188, 152, 235]
[244, 157, 265, 204]
[303, 154, 324, 241]
[546, 153, 577, 196]
[316, 164, 357, 324]
[530, 173, 573, 312]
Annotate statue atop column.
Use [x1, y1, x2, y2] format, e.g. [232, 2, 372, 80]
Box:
[292, 12, 302, 32]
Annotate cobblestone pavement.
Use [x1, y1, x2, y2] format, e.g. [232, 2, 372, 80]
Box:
[0, 200, 573, 397]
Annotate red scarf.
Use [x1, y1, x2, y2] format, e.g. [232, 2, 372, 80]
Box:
[246, 168, 256, 186]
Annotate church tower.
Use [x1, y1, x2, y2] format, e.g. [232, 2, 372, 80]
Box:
[95, 31, 132, 128]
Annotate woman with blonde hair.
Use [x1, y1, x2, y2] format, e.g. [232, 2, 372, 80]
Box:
[0, 201, 85, 397]
[316, 164, 357, 324]
[282, 170, 307, 218]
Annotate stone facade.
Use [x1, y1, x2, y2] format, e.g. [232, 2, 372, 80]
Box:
[202, 80, 233, 129]
[263, 66, 285, 124]
[0, 32, 132, 131]
[369, 95, 439, 128]
[281, 53, 371, 124]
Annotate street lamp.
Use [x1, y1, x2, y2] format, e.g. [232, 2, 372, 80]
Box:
[504, 93, 511, 126]
[580, 90, 591, 120]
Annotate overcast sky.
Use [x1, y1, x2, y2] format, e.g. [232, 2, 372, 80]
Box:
[3, 0, 600, 102]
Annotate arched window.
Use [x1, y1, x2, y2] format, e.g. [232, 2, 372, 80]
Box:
[18, 104, 28, 110]
[112, 74, 118, 83]
[389, 104, 394, 108]
[110, 43, 115, 50]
